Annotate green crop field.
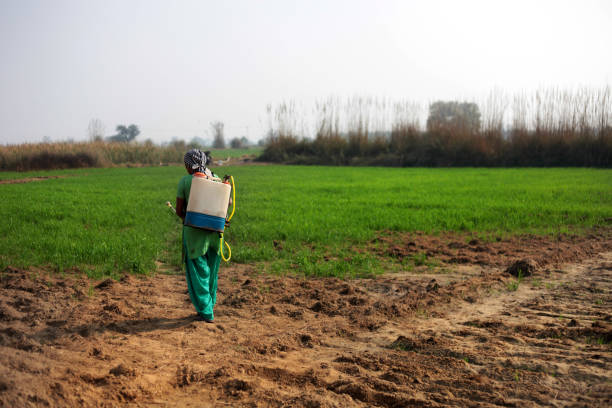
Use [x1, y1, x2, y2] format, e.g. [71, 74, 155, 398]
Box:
[1, 166, 610, 278]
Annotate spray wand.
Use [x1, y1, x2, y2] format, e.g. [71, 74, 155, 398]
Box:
[165, 201, 176, 214]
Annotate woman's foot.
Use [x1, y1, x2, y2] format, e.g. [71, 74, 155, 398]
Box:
[195, 314, 214, 323]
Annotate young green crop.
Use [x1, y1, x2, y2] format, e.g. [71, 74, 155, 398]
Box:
[0, 166, 610, 278]
[0, 167, 183, 278]
[225, 166, 611, 276]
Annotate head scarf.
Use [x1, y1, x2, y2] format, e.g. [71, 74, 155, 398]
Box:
[184, 149, 208, 173]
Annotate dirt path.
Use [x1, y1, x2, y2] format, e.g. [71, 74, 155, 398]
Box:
[0, 176, 67, 185]
[1, 250, 610, 407]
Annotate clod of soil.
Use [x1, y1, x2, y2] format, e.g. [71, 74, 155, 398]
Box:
[95, 278, 115, 290]
[109, 364, 136, 377]
[505, 259, 539, 277]
[224, 379, 251, 396]
[426, 279, 439, 292]
[390, 335, 418, 351]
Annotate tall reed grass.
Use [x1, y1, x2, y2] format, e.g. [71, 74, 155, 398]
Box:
[0, 140, 188, 171]
[259, 87, 611, 167]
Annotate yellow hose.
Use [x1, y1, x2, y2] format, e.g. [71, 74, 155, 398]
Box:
[220, 234, 231, 262]
[220, 176, 236, 262]
[227, 176, 236, 222]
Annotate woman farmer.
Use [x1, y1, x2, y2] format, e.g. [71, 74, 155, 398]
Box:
[175, 149, 227, 323]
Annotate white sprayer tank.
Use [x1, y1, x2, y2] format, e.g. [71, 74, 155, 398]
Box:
[185, 175, 231, 232]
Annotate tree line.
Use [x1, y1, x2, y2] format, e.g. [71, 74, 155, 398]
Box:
[258, 90, 611, 167]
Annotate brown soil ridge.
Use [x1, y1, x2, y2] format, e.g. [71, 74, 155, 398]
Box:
[375, 228, 612, 268]
[0, 176, 67, 185]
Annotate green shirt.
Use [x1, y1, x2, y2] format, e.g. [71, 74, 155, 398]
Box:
[177, 174, 221, 259]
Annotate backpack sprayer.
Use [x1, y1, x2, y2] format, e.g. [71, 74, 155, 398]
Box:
[166, 174, 236, 262]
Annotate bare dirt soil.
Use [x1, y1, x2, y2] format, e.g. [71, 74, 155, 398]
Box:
[0, 176, 67, 185]
[1, 232, 611, 407]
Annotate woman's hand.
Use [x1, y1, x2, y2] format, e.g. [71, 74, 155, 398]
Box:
[176, 197, 186, 221]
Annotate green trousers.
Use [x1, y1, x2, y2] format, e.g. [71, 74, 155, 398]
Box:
[184, 244, 220, 321]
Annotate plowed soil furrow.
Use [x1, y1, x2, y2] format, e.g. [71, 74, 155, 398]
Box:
[1, 247, 611, 407]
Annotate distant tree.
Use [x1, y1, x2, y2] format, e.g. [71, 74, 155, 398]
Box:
[426, 101, 481, 134]
[126, 124, 140, 141]
[87, 119, 106, 142]
[107, 124, 140, 143]
[230, 137, 242, 148]
[211, 121, 225, 148]
[240, 136, 249, 147]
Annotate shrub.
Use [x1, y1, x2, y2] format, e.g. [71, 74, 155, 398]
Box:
[0, 141, 187, 171]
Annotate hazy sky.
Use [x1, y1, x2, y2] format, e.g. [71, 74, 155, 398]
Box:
[1, 0, 611, 144]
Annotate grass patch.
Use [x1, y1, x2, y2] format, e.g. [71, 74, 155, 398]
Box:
[586, 336, 611, 346]
[507, 271, 524, 292]
[530, 279, 542, 288]
[0, 166, 610, 278]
